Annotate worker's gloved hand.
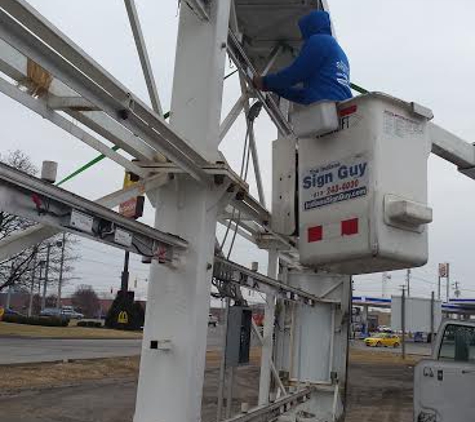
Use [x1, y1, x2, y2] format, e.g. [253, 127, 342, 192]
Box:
[252, 75, 266, 91]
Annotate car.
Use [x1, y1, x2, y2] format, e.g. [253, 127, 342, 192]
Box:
[364, 333, 401, 348]
[4, 308, 23, 316]
[40, 307, 84, 319]
[61, 307, 84, 319]
[40, 307, 62, 317]
[208, 314, 218, 327]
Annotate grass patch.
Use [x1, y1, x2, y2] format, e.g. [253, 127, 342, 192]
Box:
[0, 321, 142, 339]
[349, 347, 422, 365]
[0, 357, 140, 392]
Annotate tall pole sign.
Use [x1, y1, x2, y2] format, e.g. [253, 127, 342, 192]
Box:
[438, 263, 450, 301]
[119, 171, 144, 220]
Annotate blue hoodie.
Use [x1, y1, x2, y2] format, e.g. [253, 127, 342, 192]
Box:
[263, 11, 352, 105]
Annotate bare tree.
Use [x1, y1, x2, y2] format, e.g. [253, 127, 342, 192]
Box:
[71, 285, 100, 318]
[0, 150, 78, 296]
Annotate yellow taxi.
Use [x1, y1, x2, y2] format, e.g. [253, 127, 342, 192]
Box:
[364, 333, 401, 348]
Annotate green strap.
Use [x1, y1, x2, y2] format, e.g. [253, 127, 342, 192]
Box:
[56, 80, 369, 187]
[56, 145, 121, 186]
[56, 111, 171, 187]
[350, 83, 369, 95]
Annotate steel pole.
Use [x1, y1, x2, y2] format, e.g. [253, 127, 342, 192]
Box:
[225, 367, 235, 418]
[28, 252, 37, 317]
[446, 267, 450, 302]
[121, 250, 130, 294]
[41, 243, 51, 311]
[258, 249, 278, 405]
[123, 0, 163, 116]
[401, 288, 406, 360]
[438, 276, 441, 300]
[217, 297, 231, 421]
[57, 233, 66, 309]
[6, 285, 12, 309]
[133, 2, 232, 421]
[430, 291, 435, 346]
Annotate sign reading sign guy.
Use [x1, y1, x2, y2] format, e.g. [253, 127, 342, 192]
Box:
[301, 153, 370, 211]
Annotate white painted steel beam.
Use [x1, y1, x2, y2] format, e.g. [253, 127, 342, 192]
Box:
[133, 1, 232, 421]
[429, 122, 475, 170]
[221, 387, 315, 422]
[237, 74, 266, 208]
[0, 163, 187, 259]
[0, 173, 168, 261]
[0, 1, 209, 182]
[0, 224, 59, 262]
[0, 77, 149, 178]
[66, 110, 159, 163]
[227, 30, 294, 137]
[47, 95, 98, 111]
[185, 0, 210, 21]
[0, 41, 160, 163]
[248, 123, 267, 207]
[213, 257, 338, 306]
[261, 45, 283, 76]
[259, 249, 277, 405]
[124, 0, 163, 116]
[251, 319, 287, 397]
[219, 93, 248, 143]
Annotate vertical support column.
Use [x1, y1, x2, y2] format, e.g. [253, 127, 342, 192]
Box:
[133, 2, 231, 422]
[430, 291, 435, 346]
[258, 249, 278, 405]
[401, 288, 406, 360]
[275, 264, 289, 373]
[361, 305, 369, 336]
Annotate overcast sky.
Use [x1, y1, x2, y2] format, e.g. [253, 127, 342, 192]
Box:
[1, 0, 475, 301]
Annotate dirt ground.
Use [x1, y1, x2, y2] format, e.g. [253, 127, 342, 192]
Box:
[0, 349, 417, 422]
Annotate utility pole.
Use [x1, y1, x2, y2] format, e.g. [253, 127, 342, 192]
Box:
[453, 281, 461, 298]
[401, 286, 406, 360]
[6, 262, 14, 309]
[28, 250, 38, 317]
[382, 272, 391, 298]
[430, 291, 435, 345]
[121, 250, 130, 295]
[41, 243, 51, 311]
[56, 233, 66, 309]
[406, 269, 411, 297]
[437, 274, 441, 300]
[446, 263, 451, 303]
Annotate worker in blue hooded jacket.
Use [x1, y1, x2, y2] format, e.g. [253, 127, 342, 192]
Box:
[253, 10, 352, 105]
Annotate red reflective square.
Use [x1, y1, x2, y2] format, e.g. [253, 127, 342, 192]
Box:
[341, 218, 359, 236]
[308, 226, 323, 242]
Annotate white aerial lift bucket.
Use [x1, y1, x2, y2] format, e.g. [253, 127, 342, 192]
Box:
[273, 93, 434, 275]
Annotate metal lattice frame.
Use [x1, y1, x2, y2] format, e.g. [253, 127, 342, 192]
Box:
[1, 1, 475, 422]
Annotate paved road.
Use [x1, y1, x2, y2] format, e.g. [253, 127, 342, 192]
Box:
[0, 325, 224, 365]
[0, 338, 142, 365]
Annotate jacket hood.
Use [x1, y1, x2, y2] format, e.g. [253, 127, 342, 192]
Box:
[298, 10, 332, 39]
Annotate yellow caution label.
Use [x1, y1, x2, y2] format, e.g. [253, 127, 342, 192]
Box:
[0, 307, 4, 320]
[117, 311, 129, 324]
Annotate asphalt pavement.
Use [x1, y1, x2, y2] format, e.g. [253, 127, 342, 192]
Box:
[0, 325, 224, 365]
[0, 326, 430, 365]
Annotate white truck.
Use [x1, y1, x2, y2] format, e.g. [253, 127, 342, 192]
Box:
[414, 320, 475, 421]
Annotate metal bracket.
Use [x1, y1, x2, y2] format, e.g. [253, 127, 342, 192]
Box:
[222, 387, 315, 422]
[0, 162, 187, 262]
[214, 256, 340, 306]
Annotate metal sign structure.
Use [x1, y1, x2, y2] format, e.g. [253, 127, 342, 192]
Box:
[0, 1, 475, 422]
